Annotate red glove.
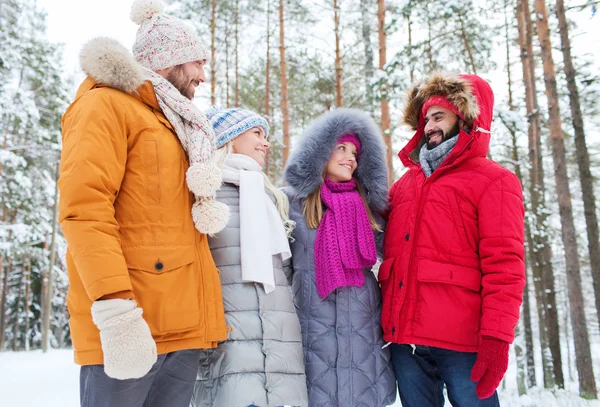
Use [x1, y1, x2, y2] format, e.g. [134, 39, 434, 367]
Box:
[470, 336, 509, 399]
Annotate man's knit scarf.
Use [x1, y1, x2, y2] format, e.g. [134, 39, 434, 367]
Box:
[314, 178, 377, 298]
[419, 135, 459, 178]
[145, 68, 228, 234]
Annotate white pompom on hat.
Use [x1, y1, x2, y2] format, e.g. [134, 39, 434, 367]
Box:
[130, 0, 209, 71]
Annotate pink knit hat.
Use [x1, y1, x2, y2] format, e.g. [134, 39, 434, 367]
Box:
[130, 0, 210, 71]
[421, 95, 464, 120]
[337, 133, 361, 156]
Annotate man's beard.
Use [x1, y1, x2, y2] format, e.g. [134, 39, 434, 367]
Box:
[426, 120, 461, 150]
[166, 65, 197, 100]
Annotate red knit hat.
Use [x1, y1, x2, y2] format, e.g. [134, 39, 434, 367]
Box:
[421, 95, 464, 120]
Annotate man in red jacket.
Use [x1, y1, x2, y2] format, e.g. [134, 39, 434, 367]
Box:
[380, 73, 525, 406]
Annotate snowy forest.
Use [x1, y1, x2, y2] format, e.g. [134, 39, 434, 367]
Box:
[1, 0, 600, 404]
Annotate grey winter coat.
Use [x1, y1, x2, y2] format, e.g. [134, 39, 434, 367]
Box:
[192, 183, 308, 407]
[284, 109, 397, 407]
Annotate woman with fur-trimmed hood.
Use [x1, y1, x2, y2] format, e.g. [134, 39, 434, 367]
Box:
[284, 109, 397, 407]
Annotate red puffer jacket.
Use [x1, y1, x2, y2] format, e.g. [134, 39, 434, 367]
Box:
[381, 74, 525, 352]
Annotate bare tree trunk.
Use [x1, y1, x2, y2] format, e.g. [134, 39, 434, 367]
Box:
[407, 12, 414, 83]
[235, 0, 240, 107]
[334, 0, 343, 107]
[503, 2, 530, 392]
[506, 0, 537, 388]
[458, 14, 477, 74]
[225, 24, 231, 108]
[516, 0, 563, 388]
[377, 0, 393, 186]
[279, 0, 290, 168]
[360, 0, 374, 114]
[42, 163, 60, 353]
[12, 258, 24, 351]
[210, 0, 217, 105]
[265, 0, 272, 178]
[0, 256, 12, 351]
[556, 0, 600, 330]
[565, 296, 574, 382]
[534, 0, 597, 398]
[426, 5, 435, 71]
[24, 255, 31, 351]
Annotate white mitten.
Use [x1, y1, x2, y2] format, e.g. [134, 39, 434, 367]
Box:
[91, 299, 157, 380]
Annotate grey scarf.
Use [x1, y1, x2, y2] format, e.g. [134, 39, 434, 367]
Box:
[419, 136, 459, 178]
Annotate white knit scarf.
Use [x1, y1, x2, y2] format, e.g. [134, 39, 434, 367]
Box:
[144, 68, 228, 235]
[220, 154, 291, 294]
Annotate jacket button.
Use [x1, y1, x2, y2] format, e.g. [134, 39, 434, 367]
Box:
[399, 281, 403, 288]
[155, 261, 164, 271]
[338, 291, 345, 298]
[405, 234, 410, 241]
[337, 327, 344, 335]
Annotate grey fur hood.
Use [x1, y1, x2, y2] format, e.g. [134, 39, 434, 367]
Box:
[284, 108, 388, 213]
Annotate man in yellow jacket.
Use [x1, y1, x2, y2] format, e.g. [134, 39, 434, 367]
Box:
[58, 1, 229, 405]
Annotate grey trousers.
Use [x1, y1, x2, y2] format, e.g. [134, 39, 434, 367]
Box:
[80, 349, 201, 407]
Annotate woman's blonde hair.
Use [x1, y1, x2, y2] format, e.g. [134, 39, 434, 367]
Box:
[303, 177, 381, 231]
[213, 141, 296, 238]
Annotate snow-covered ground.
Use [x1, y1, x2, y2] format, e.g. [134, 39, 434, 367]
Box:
[1, 348, 600, 407]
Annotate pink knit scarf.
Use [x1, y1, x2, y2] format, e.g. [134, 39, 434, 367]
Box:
[314, 178, 377, 298]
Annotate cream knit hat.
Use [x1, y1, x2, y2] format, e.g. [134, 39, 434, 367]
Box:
[130, 0, 209, 71]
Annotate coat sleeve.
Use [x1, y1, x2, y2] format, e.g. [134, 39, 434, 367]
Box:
[382, 180, 400, 222]
[477, 172, 525, 343]
[58, 91, 134, 301]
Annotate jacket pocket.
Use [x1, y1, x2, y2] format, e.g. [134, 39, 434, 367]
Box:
[123, 245, 200, 334]
[377, 258, 397, 333]
[415, 259, 481, 347]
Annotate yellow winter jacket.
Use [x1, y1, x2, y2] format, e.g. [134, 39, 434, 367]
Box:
[59, 48, 226, 365]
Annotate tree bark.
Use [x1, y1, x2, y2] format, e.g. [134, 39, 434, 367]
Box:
[516, 0, 563, 389]
[503, 1, 533, 390]
[360, 0, 374, 114]
[265, 0, 272, 178]
[426, 4, 435, 71]
[42, 163, 60, 353]
[334, 0, 343, 107]
[12, 258, 24, 351]
[24, 255, 31, 351]
[555, 0, 600, 331]
[0, 256, 12, 351]
[235, 0, 240, 107]
[407, 12, 414, 83]
[458, 14, 477, 74]
[534, 0, 597, 399]
[210, 0, 216, 105]
[377, 0, 393, 186]
[279, 0, 290, 168]
[225, 24, 230, 108]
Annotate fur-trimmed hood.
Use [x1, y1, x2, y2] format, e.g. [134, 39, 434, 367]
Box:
[403, 73, 481, 131]
[399, 73, 494, 169]
[79, 37, 147, 94]
[284, 108, 388, 213]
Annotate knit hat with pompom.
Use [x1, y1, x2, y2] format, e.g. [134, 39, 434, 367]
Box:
[130, 0, 209, 71]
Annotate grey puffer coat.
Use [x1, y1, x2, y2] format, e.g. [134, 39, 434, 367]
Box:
[192, 183, 308, 407]
[284, 109, 397, 407]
